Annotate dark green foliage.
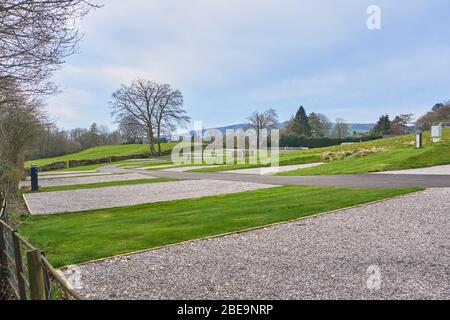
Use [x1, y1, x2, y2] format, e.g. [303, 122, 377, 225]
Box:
[290, 106, 312, 136]
[372, 115, 391, 135]
[280, 134, 381, 148]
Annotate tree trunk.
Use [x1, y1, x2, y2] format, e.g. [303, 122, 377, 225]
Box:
[147, 128, 156, 156]
[157, 124, 161, 156]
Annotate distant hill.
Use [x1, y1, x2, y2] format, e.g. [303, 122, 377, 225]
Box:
[348, 123, 375, 132]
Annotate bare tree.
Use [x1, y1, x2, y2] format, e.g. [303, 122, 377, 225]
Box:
[118, 115, 145, 144]
[416, 101, 450, 130]
[247, 109, 279, 149]
[110, 79, 167, 156]
[154, 85, 189, 155]
[332, 118, 350, 139]
[0, 95, 47, 172]
[0, 0, 99, 93]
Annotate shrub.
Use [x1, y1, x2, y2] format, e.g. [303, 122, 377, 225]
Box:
[0, 160, 22, 197]
[280, 134, 382, 148]
[321, 147, 386, 162]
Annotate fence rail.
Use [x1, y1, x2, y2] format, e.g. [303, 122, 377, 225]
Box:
[0, 198, 83, 300]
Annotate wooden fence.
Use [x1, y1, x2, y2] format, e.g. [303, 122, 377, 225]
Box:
[0, 199, 83, 300]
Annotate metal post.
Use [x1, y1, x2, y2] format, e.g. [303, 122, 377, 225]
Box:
[30, 164, 39, 191]
[416, 130, 423, 149]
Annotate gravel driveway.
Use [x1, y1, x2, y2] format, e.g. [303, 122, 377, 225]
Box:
[223, 163, 323, 175]
[373, 164, 450, 175]
[70, 188, 450, 300]
[24, 180, 274, 215]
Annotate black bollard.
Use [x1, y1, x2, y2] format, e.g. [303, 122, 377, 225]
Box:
[30, 164, 39, 191]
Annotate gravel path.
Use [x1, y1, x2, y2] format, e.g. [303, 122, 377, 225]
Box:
[26, 173, 154, 188]
[37, 172, 114, 179]
[40, 170, 98, 176]
[24, 180, 274, 215]
[134, 164, 178, 170]
[162, 165, 219, 172]
[372, 164, 450, 175]
[70, 188, 450, 300]
[223, 163, 323, 175]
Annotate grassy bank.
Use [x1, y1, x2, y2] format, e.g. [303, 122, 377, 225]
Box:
[20, 186, 420, 267]
[279, 129, 450, 175]
[26, 143, 178, 167]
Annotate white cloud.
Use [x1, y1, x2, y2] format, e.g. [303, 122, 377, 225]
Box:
[46, 105, 82, 120]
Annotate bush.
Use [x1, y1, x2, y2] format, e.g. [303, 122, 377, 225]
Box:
[0, 160, 21, 197]
[280, 134, 382, 148]
[321, 147, 386, 162]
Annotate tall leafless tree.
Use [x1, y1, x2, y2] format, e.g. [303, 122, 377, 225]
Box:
[247, 109, 279, 149]
[332, 118, 350, 139]
[111, 79, 186, 156]
[0, 0, 98, 93]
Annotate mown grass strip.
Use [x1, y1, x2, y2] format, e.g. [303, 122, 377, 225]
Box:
[24, 178, 177, 193]
[20, 186, 421, 267]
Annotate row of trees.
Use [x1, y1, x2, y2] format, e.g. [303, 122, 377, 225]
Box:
[283, 106, 351, 139]
[245, 106, 354, 149]
[416, 101, 450, 130]
[1, 1, 97, 177]
[28, 123, 124, 160]
[371, 114, 414, 135]
[248, 100, 450, 149]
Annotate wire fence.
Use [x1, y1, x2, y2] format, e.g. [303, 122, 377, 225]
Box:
[0, 199, 83, 300]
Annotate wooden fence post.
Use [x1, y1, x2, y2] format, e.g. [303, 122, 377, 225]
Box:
[27, 250, 47, 300]
[12, 231, 27, 299]
[0, 223, 7, 269]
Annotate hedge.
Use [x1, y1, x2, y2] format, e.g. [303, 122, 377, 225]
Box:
[279, 134, 382, 148]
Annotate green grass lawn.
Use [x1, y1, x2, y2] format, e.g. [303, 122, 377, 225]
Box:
[192, 129, 450, 175]
[189, 153, 322, 173]
[279, 129, 450, 176]
[19, 186, 420, 267]
[24, 178, 176, 193]
[26, 143, 178, 167]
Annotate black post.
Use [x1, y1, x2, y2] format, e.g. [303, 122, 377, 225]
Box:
[30, 165, 39, 191]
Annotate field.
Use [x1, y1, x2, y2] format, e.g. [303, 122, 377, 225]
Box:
[19, 186, 419, 267]
[279, 128, 450, 175]
[191, 128, 450, 175]
[25, 143, 178, 167]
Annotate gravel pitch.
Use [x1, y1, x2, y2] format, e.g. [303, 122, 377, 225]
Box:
[25, 173, 153, 188]
[70, 188, 450, 300]
[372, 164, 450, 175]
[223, 163, 324, 175]
[162, 165, 219, 172]
[24, 179, 274, 215]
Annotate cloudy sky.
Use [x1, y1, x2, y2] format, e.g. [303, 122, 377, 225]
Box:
[46, 0, 450, 129]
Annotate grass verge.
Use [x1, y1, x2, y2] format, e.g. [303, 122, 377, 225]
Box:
[23, 178, 177, 193]
[19, 186, 421, 267]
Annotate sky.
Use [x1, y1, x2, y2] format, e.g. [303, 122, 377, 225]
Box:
[45, 0, 450, 130]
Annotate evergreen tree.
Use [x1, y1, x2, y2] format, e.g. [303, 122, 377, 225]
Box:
[291, 106, 311, 136]
[372, 115, 391, 135]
